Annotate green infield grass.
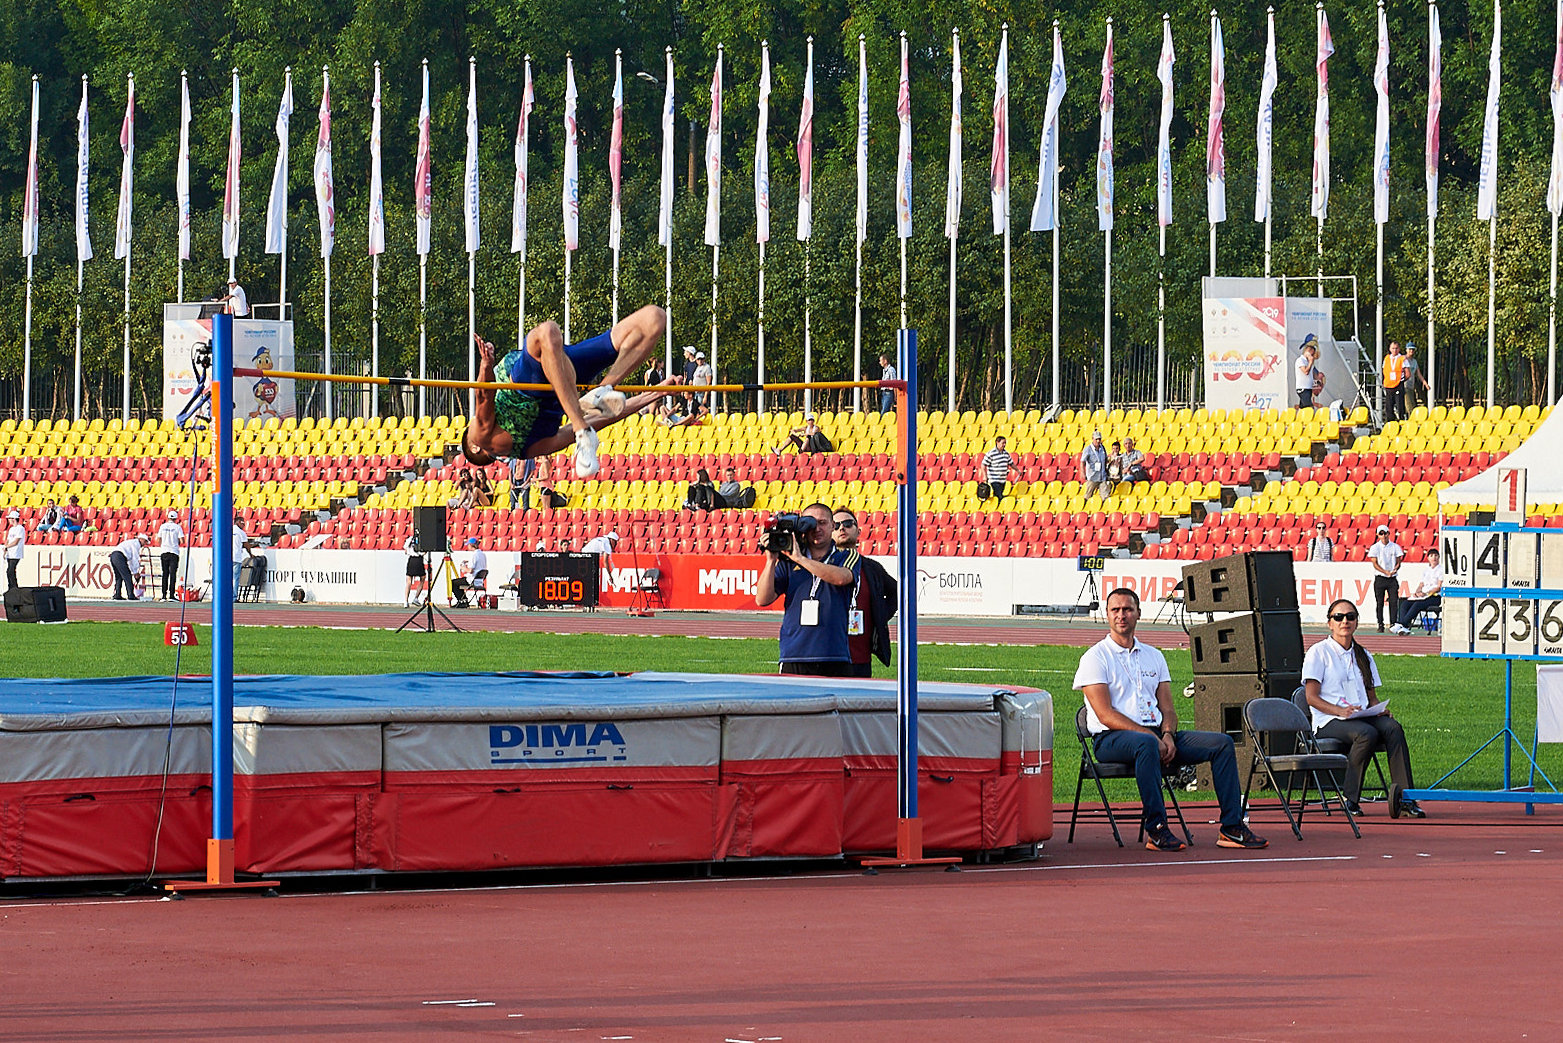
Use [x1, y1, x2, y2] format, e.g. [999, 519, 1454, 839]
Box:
[0, 622, 1556, 803]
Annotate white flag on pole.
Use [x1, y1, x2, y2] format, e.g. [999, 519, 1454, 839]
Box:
[1373, 6, 1390, 225]
[1428, 6, 1442, 218]
[1156, 18, 1174, 229]
[113, 76, 134, 260]
[896, 35, 912, 239]
[610, 52, 624, 251]
[368, 64, 384, 255]
[658, 50, 675, 247]
[314, 70, 335, 258]
[756, 43, 771, 245]
[464, 59, 480, 254]
[417, 62, 433, 257]
[703, 50, 722, 247]
[75, 79, 91, 264]
[22, 76, 40, 258]
[177, 74, 191, 261]
[991, 31, 1008, 236]
[1255, 9, 1277, 222]
[1547, 0, 1563, 220]
[856, 37, 869, 244]
[1208, 14, 1227, 225]
[563, 56, 579, 252]
[265, 71, 293, 255]
[1312, 8, 1335, 221]
[510, 59, 532, 254]
[1030, 25, 1065, 233]
[945, 30, 964, 239]
[797, 39, 814, 242]
[1478, 0, 1501, 221]
[222, 70, 240, 260]
[1097, 22, 1115, 233]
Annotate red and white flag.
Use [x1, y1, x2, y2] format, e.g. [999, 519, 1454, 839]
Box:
[896, 33, 912, 239]
[417, 60, 433, 257]
[463, 59, 480, 254]
[1373, 5, 1390, 226]
[177, 72, 191, 261]
[1477, 0, 1501, 221]
[22, 75, 39, 258]
[222, 70, 240, 261]
[658, 49, 674, 247]
[1427, 5, 1442, 218]
[1030, 24, 1065, 233]
[1548, 0, 1563, 215]
[1255, 9, 1277, 222]
[1097, 20, 1115, 233]
[314, 68, 335, 258]
[610, 51, 624, 252]
[947, 29, 964, 239]
[563, 56, 579, 252]
[856, 36, 869, 244]
[509, 58, 532, 254]
[756, 41, 771, 245]
[1311, 7, 1334, 221]
[991, 28, 1009, 236]
[704, 48, 722, 247]
[75, 78, 91, 264]
[265, 69, 293, 256]
[368, 63, 384, 256]
[113, 75, 134, 260]
[1156, 17, 1174, 229]
[1207, 13, 1227, 225]
[796, 38, 814, 242]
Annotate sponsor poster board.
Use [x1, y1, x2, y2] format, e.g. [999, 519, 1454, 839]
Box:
[1202, 296, 1287, 412]
[163, 308, 296, 422]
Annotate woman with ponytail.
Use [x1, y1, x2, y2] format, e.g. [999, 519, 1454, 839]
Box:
[1302, 599, 1425, 818]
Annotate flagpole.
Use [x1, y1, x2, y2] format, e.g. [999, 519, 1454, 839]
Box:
[370, 61, 381, 419]
[800, 37, 813, 416]
[899, 32, 910, 333]
[564, 53, 574, 345]
[74, 74, 87, 424]
[467, 55, 479, 417]
[1550, 211, 1558, 405]
[1157, 227, 1166, 414]
[758, 38, 769, 411]
[948, 30, 960, 415]
[804, 242, 813, 416]
[1428, 209, 1437, 405]
[420, 58, 431, 418]
[1156, 14, 1172, 414]
[178, 70, 187, 303]
[855, 34, 866, 413]
[663, 47, 674, 379]
[1052, 177, 1060, 411]
[1001, 23, 1012, 414]
[1487, 215, 1498, 406]
[708, 44, 723, 414]
[121, 72, 133, 423]
[23, 254, 33, 418]
[279, 68, 292, 318]
[320, 65, 333, 422]
[1100, 19, 1113, 413]
[1427, 1, 1439, 408]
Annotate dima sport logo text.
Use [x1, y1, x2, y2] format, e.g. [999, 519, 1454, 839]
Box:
[489, 722, 629, 765]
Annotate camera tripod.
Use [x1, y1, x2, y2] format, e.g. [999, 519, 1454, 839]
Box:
[1076, 566, 1103, 617]
[397, 551, 463, 633]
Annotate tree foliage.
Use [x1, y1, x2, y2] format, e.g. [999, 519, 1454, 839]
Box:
[1, 0, 1559, 414]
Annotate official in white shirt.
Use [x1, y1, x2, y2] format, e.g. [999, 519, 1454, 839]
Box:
[156, 510, 185, 601]
[231, 522, 248, 596]
[1073, 587, 1268, 852]
[108, 533, 150, 600]
[451, 536, 489, 607]
[1303, 599, 1423, 816]
[1392, 549, 1443, 634]
[222, 278, 250, 317]
[1366, 525, 1406, 632]
[4, 508, 25, 591]
[582, 530, 619, 570]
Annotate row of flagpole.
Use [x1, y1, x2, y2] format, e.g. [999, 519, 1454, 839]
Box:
[16, 7, 1563, 424]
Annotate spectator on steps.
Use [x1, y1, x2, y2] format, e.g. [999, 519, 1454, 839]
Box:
[686, 468, 720, 511]
[775, 415, 834, 455]
[35, 499, 62, 532]
[1121, 438, 1150, 484]
[980, 437, 1014, 500]
[718, 467, 755, 509]
[1080, 431, 1111, 500]
[59, 496, 85, 533]
[1304, 521, 1335, 562]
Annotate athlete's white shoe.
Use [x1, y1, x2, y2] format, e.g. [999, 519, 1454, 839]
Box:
[580, 385, 627, 422]
[573, 427, 601, 479]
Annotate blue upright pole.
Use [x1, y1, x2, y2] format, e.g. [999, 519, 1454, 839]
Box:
[896, 328, 919, 822]
[210, 313, 236, 873]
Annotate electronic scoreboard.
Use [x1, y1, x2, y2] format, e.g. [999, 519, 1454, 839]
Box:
[517, 552, 600, 609]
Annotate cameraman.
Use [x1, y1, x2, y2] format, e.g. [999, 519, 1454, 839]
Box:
[756, 503, 859, 676]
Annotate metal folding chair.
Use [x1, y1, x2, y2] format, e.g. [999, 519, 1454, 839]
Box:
[1242, 697, 1360, 841]
[1068, 705, 1193, 847]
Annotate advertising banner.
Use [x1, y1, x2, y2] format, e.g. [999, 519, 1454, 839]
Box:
[163, 307, 296, 422]
[1202, 296, 1287, 412]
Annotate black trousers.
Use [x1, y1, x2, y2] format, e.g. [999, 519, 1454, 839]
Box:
[1385, 386, 1406, 421]
[5, 557, 17, 591]
[1373, 575, 1399, 628]
[109, 551, 136, 600]
[780, 660, 850, 677]
[1317, 715, 1414, 803]
[160, 552, 180, 600]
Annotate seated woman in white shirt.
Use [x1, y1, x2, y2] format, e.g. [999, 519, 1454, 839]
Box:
[1302, 598, 1425, 817]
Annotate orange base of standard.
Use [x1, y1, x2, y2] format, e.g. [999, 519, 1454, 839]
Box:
[162, 838, 279, 893]
[858, 818, 964, 869]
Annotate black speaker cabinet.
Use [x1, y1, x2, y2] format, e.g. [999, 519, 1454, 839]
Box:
[414, 506, 447, 553]
[4, 586, 67, 623]
[1182, 550, 1298, 613]
[1188, 611, 1304, 675]
[1189, 672, 1302, 790]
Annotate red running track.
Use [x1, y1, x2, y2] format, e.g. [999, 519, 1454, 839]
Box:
[0, 803, 1555, 1040]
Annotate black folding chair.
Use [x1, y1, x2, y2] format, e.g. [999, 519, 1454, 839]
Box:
[1068, 705, 1193, 847]
[1242, 698, 1360, 841]
[1291, 686, 1388, 806]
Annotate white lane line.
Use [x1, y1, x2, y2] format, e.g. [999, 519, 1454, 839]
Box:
[423, 999, 481, 1006]
[973, 854, 1359, 873]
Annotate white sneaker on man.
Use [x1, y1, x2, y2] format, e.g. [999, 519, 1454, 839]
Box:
[1389, 623, 1408, 634]
[580, 385, 627, 421]
[573, 427, 601, 478]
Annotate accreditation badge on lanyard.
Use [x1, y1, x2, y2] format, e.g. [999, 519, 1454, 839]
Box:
[847, 575, 864, 635]
[1122, 646, 1158, 725]
[799, 569, 825, 627]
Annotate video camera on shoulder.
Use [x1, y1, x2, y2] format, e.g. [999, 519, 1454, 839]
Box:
[762, 513, 817, 555]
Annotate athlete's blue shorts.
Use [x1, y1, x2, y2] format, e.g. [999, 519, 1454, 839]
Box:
[494, 329, 618, 452]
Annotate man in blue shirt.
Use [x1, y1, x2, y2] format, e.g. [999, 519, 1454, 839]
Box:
[756, 502, 860, 676]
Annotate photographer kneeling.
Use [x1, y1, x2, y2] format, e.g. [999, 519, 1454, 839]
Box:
[756, 503, 860, 676]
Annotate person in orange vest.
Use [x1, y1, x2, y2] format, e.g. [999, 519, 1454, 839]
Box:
[1381, 341, 1407, 422]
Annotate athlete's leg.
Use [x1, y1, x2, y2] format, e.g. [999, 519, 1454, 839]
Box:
[599, 306, 668, 387]
[526, 320, 590, 435]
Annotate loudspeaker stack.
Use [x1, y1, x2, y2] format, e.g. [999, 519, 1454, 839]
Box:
[414, 506, 448, 554]
[1181, 551, 1303, 789]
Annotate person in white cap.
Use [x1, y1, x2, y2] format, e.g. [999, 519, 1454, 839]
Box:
[221, 277, 250, 317]
[451, 536, 489, 607]
[692, 351, 714, 413]
[582, 530, 619, 570]
[156, 510, 186, 601]
[108, 533, 151, 601]
[4, 509, 25, 591]
[460, 305, 677, 481]
[1366, 524, 1405, 632]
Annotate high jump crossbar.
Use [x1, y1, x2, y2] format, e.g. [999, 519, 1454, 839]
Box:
[234, 366, 903, 397]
